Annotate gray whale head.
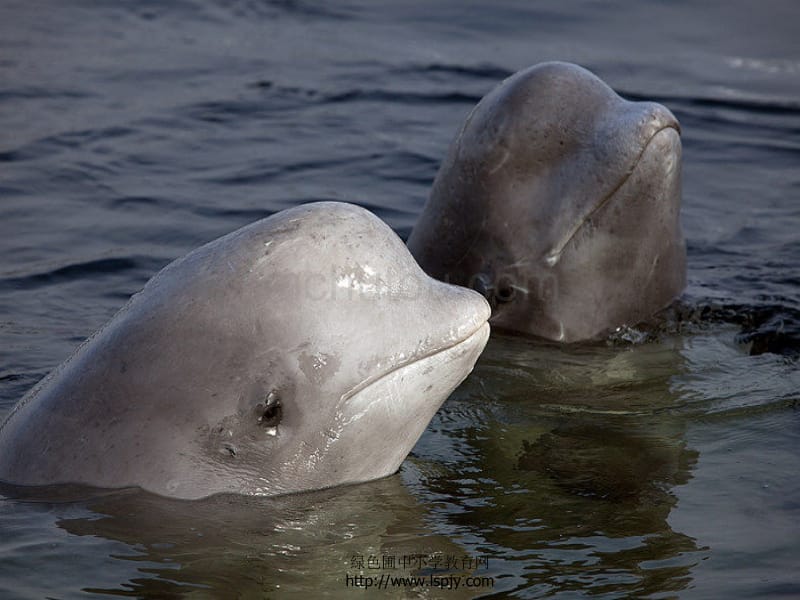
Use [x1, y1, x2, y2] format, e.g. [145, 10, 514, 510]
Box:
[408, 62, 686, 342]
[0, 202, 490, 499]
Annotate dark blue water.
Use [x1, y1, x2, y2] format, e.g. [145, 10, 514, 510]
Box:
[1, 1, 799, 597]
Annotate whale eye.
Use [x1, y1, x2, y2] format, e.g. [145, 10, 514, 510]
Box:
[496, 276, 516, 303]
[258, 392, 282, 428]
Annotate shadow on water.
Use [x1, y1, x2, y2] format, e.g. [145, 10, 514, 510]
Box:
[1, 475, 482, 599]
[408, 330, 708, 597]
[404, 303, 800, 598]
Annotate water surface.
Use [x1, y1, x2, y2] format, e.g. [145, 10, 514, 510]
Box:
[1, 1, 798, 597]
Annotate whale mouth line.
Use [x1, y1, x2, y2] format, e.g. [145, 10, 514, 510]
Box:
[544, 124, 680, 267]
[342, 320, 490, 403]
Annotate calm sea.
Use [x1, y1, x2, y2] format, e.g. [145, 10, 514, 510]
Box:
[1, 1, 798, 597]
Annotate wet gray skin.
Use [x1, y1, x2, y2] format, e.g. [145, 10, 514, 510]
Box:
[0, 202, 490, 499]
[408, 62, 686, 342]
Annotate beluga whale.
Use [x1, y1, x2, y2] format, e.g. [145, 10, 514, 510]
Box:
[408, 62, 686, 342]
[0, 202, 490, 499]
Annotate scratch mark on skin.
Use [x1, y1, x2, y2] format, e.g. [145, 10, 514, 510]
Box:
[510, 284, 529, 295]
[487, 148, 511, 174]
[504, 258, 533, 269]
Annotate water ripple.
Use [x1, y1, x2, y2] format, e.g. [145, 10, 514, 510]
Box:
[0, 256, 164, 292]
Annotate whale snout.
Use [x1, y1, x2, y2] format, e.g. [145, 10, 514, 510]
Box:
[452, 284, 492, 333]
[637, 102, 681, 144]
[646, 126, 682, 177]
[428, 279, 492, 351]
